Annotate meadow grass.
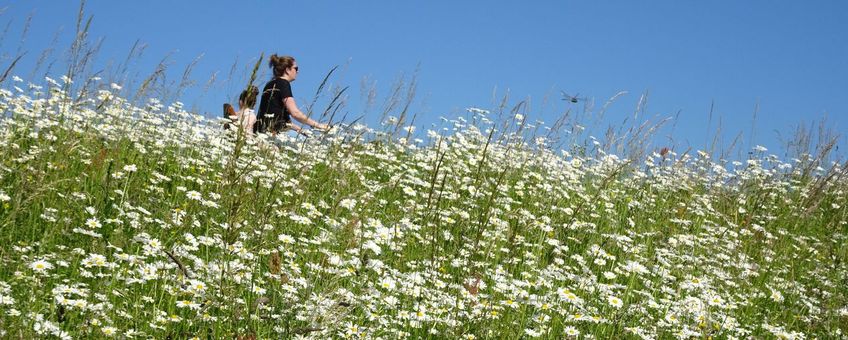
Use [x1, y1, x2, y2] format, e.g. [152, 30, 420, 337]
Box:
[0, 72, 845, 340]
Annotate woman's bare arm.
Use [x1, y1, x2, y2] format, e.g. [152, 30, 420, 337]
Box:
[285, 97, 328, 130]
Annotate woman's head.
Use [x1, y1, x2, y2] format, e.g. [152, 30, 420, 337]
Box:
[269, 54, 298, 80]
[239, 85, 258, 108]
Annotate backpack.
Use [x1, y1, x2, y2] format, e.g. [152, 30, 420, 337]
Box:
[223, 103, 237, 130]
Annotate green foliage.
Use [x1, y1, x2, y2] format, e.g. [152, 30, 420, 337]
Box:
[0, 80, 846, 339]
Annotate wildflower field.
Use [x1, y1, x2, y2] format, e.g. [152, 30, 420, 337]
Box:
[0, 77, 846, 339]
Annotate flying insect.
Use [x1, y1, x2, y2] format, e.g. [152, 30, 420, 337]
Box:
[561, 91, 586, 103]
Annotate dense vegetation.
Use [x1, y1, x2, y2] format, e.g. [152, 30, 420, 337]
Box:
[0, 77, 846, 339]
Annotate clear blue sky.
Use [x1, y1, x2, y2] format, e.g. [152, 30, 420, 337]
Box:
[2, 1, 846, 159]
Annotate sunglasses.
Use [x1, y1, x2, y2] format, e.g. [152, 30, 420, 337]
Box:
[293, 66, 299, 72]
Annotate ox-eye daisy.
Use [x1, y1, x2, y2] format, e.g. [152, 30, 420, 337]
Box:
[30, 259, 53, 273]
[607, 295, 623, 308]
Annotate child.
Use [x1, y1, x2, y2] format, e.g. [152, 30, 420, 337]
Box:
[225, 86, 258, 135]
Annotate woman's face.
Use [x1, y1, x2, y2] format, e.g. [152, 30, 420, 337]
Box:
[287, 62, 299, 81]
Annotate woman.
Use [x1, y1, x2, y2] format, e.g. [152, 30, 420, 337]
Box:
[255, 54, 329, 135]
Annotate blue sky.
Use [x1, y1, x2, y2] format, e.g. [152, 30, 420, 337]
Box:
[2, 1, 846, 159]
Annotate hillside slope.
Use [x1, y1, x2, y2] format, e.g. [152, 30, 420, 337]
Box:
[0, 80, 846, 339]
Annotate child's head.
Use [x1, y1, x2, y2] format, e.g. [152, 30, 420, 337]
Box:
[239, 85, 259, 108]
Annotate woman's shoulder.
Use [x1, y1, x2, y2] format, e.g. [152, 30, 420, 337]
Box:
[261, 78, 289, 92]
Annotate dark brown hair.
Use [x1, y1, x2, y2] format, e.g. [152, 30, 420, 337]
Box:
[269, 54, 296, 78]
[239, 85, 258, 108]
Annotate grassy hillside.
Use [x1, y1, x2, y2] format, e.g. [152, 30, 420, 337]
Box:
[0, 78, 846, 339]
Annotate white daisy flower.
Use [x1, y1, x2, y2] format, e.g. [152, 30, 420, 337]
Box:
[607, 295, 623, 309]
[30, 259, 53, 273]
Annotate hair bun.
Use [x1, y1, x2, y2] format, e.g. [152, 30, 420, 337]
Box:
[268, 54, 295, 78]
